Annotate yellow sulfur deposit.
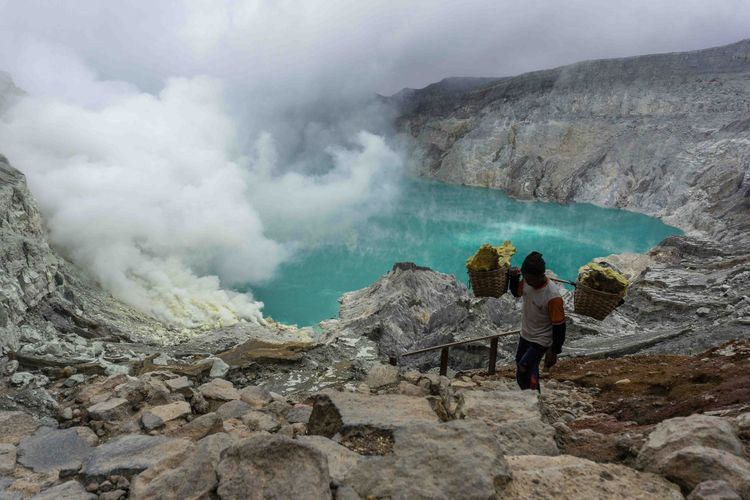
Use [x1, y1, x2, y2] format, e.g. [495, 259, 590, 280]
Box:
[577, 261, 629, 296]
[466, 241, 516, 272]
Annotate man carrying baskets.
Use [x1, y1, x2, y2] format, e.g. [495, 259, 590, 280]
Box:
[508, 251, 566, 392]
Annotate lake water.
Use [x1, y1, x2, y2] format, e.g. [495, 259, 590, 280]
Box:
[246, 178, 681, 327]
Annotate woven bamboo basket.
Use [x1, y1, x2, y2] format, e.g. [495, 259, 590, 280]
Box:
[573, 282, 623, 320]
[468, 266, 509, 298]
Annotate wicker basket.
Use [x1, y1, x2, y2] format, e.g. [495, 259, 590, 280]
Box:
[468, 266, 509, 298]
[573, 282, 623, 320]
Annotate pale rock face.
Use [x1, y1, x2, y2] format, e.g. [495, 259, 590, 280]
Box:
[394, 39, 750, 240]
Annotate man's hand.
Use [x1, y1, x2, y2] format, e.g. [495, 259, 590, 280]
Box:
[509, 267, 521, 277]
[544, 351, 557, 370]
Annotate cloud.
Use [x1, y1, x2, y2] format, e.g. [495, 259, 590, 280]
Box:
[0, 0, 746, 328]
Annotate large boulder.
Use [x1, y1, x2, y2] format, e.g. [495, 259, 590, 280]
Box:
[131, 433, 233, 500]
[216, 434, 331, 500]
[497, 455, 682, 499]
[307, 391, 438, 438]
[456, 389, 558, 455]
[81, 435, 193, 481]
[687, 480, 742, 500]
[655, 446, 750, 497]
[636, 414, 745, 471]
[17, 426, 97, 473]
[341, 420, 511, 500]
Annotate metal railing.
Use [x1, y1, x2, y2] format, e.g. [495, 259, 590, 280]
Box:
[389, 329, 520, 376]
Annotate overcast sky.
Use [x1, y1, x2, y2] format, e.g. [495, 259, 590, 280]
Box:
[1, 0, 749, 97]
[0, 0, 748, 327]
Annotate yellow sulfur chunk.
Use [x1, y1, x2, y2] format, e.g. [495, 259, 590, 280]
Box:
[577, 261, 629, 296]
[466, 241, 516, 271]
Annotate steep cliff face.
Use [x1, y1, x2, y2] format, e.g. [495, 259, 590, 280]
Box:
[393, 39, 750, 241]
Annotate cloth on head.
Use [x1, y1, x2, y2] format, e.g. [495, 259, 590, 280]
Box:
[521, 251, 545, 276]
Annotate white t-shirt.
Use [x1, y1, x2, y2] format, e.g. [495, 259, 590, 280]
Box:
[516, 278, 565, 347]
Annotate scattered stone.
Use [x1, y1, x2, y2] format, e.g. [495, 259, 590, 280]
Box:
[696, 307, 711, 317]
[241, 411, 280, 432]
[0, 443, 16, 475]
[342, 420, 510, 499]
[198, 379, 240, 401]
[216, 434, 331, 499]
[497, 455, 682, 499]
[297, 436, 361, 484]
[130, 433, 232, 500]
[286, 404, 313, 424]
[81, 435, 193, 481]
[239, 385, 272, 409]
[636, 414, 745, 472]
[59, 407, 73, 420]
[654, 446, 750, 497]
[85, 482, 98, 493]
[209, 358, 230, 378]
[63, 374, 86, 388]
[365, 363, 399, 389]
[29, 480, 97, 500]
[2, 359, 19, 376]
[17, 426, 98, 473]
[99, 480, 113, 492]
[308, 391, 438, 438]
[687, 480, 741, 500]
[166, 412, 224, 441]
[87, 398, 130, 421]
[10, 371, 47, 387]
[140, 401, 191, 430]
[615, 378, 632, 385]
[99, 489, 126, 500]
[188, 389, 209, 414]
[164, 376, 192, 393]
[215, 400, 252, 421]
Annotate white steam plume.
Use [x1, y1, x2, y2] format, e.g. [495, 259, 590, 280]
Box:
[0, 44, 401, 328]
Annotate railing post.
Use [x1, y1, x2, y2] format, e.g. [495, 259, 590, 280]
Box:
[439, 347, 449, 376]
[488, 337, 498, 375]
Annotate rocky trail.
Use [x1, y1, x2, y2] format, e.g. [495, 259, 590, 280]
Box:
[1, 337, 749, 499]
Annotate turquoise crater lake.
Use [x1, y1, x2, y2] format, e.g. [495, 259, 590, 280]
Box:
[246, 178, 681, 327]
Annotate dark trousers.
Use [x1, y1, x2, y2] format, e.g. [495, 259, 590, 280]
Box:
[515, 337, 548, 391]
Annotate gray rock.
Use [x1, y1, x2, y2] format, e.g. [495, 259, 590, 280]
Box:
[99, 490, 126, 500]
[656, 446, 750, 497]
[365, 363, 399, 389]
[87, 398, 130, 421]
[456, 389, 558, 455]
[696, 307, 712, 317]
[30, 480, 97, 500]
[297, 436, 361, 484]
[735, 412, 750, 440]
[209, 358, 230, 378]
[130, 433, 232, 500]
[215, 400, 251, 421]
[241, 410, 280, 432]
[0, 443, 16, 475]
[342, 420, 511, 500]
[308, 391, 438, 438]
[216, 434, 331, 500]
[80, 435, 193, 481]
[164, 376, 192, 393]
[286, 404, 313, 424]
[687, 480, 741, 500]
[166, 412, 224, 441]
[198, 379, 240, 401]
[239, 385, 273, 408]
[637, 415, 745, 471]
[0, 411, 41, 445]
[17, 426, 98, 473]
[497, 455, 682, 499]
[140, 401, 191, 430]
